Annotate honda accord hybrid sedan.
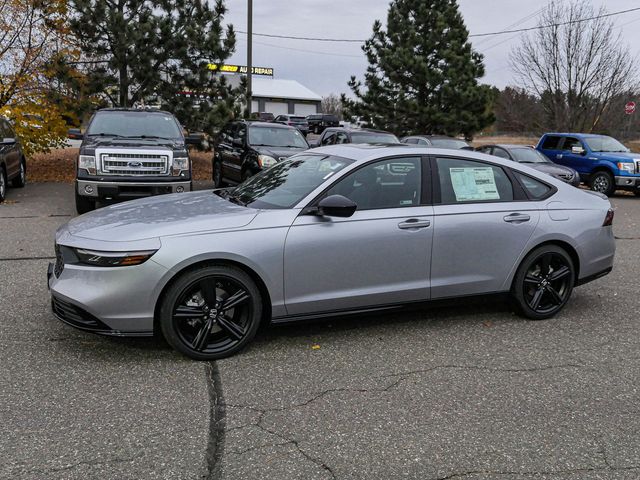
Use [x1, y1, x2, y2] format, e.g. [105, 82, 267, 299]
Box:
[48, 145, 615, 360]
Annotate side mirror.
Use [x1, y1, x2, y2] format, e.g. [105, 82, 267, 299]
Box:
[316, 194, 357, 218]
[68, 128, 83, 140]
[185, 132, 204, 146]
[1, 137, 16, 145]
[571, 145, 585, 155]
[232, 137, 244, 148]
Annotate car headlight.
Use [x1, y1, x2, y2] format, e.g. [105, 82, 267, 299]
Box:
[257, 154, 277, 168]
[617, 162, 635, 174]
[74, 248, 157, 267]
[172, 156, 189, 176]
[78, 155, 96, 175]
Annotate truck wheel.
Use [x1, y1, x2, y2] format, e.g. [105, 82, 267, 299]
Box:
[590, 171, 615, 196]
[75, 192, 95, 214]
[12, 159, 26, 188]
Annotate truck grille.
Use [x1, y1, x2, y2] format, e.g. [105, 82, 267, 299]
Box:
[99, 152, 170, 176]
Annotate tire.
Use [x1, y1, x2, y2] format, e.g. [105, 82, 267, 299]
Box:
[11, 159, 26, 188]
[75, 192, 95, 214]
[0, 167, 6, 202]
[159, 265, 263, 360]
[212, 159, 225, 188]
[589, 170, 615, 196]
[511, 245, 575, 320]
[634, 190, 640, 197]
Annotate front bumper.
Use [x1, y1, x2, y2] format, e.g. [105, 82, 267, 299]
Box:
[47, 252, 170, 335]
[77, 179, 192, 199]
[615, 175, 640, 189]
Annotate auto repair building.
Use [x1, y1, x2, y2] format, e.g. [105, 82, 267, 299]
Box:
[210, 63, 322, 116]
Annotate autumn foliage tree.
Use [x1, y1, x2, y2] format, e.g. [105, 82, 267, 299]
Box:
[0, 0, 72, 155]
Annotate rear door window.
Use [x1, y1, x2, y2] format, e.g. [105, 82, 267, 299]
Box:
[561, 137, 583, 151]
[491, 147, 511, 159]
[541, 135, 561, 150]
[514, 172, 552, 200]
[436, 157, 514, 204]
[321, 132, 337, 146]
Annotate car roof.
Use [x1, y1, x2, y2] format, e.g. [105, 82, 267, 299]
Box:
[408, 134, 466, 140]
[97, 108, 173, 115]
[481, 144, 534, 150]
[543, 132, 605, 138]
[324, 127, 395, 134]
[243, 121, 292, 129]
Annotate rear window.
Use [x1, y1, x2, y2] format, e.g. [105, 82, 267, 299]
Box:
[350, 132, 399, 144]
[429, 138, 470, 149]
[540, 135, 561, 149]
[323, 115, 338, 121]
[514, 172, 552, 200]
[290, 116, 306, 121]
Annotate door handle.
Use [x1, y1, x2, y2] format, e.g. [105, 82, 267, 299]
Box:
[503, 213, 530, 223]
[398, 218, 430, 230]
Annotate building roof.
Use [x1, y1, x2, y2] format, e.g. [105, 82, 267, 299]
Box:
[251, 77, 322, 102]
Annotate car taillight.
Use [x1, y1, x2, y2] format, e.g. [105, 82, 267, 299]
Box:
[602, 208, 614, 226]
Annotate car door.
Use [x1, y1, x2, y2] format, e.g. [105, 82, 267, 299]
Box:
[558, 136, 590, 176]
[283, 155, 433, 315]
[430, 155, 540, 298]
[217, 123, 236, 180]
[538, 135, 562, 164]
[229, 123, 247, 182]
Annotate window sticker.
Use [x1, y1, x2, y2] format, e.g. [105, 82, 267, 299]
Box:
[449, 167, 500, 201]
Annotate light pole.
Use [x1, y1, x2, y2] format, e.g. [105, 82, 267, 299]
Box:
[246, 0, 253, 118]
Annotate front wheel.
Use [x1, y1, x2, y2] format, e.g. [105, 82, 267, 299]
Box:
[590, 171, 615, 196]
[511, 245, 575, 320]
[159, 265, 263, 360]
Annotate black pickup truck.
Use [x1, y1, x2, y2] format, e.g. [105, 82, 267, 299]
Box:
[69, 108, 200, 214]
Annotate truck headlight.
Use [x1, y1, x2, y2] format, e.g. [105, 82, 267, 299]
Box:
[257, 154, 277, 168]
[172, 156, 189, 176]
[74, 248, 157, 267]
[78, 155, 96, 175]
[617, 162, 635, 174]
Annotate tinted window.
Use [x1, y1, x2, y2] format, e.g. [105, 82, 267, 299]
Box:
[321, 132, 337, 146]
[429, 138, 470, 149]
[476, 146, 492, 154]
[350, 132, 399, 144]
[491, 148, 511, 159]
[511, 148, 550, 164]
[514, 172, 552, 200]
[325, 157, 422, 210]
[248, 126, 308, 148]
[541, 136, 561, 149]
[402, 138, 419, 145]
[335, 132, 349, 144]
[87, 111, 182, 138]
[561, 137, 582, 151]
[436, 157, 513, 204]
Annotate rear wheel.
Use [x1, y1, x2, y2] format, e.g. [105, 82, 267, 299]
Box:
[511, 245, 575, 320]
[159, 265, 262, 360]
[11, 159, 26, 188]
[0, 167, 6, 202]
[590, 170, 615, 196]
[75, 192, 95, 214]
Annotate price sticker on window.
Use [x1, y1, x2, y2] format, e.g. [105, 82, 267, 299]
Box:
[450, 167, 500, 201]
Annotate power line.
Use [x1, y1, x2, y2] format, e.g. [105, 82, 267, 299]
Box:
[236, 6, 640, 43]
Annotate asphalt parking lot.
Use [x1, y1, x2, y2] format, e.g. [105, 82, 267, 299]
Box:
[1, 182, 639, 479]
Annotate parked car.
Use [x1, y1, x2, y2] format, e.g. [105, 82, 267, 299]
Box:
[251, 112, 275, 122]
[306, 114, 339, 134]
[401, 135, 472, 150]
[69, 108, 199, 214]
[536, 133, 640, 196]
[273, 114, 309, 136]
[476, 144, 580, 187]
[0, 117, 26, 202]
[312, 127, 400, 147]
[212, 120, 309, 187]
[49, 144, 615, 360]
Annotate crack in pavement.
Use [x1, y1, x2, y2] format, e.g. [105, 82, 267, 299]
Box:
[205, 362, 226, 480]
[429, 463, 640, 479]
[382, 362, 587, 380]
[0, 256, 55, 261]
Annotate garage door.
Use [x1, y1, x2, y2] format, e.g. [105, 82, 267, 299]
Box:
[294, 103, 317, 116]
[265, 101, 289, 115]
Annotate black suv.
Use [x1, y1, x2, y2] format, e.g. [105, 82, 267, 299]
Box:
[212, 121, 309, 186]
[306, 114, 339, 134]
[312, 127, 399, 147]
[273, 114, 309, 136]
[69, 109, 199, 214]
[0, 117, 26, 203]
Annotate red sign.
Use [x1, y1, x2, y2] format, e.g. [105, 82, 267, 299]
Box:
[625, 101, 636, 115]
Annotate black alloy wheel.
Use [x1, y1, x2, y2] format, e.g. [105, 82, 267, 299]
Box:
[512, 245, 574, 320]
[590, 171, 615, 196]
[160, 265, 262, 360]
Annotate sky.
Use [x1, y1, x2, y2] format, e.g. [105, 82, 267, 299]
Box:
[222, 0, 640, 98]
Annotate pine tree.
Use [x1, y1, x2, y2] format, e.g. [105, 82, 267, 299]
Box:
[342, 0, 494, 138]
[68, 0, 241, 134]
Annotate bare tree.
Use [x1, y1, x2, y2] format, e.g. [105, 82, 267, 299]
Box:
[510, 0, 636, 132]
[321, 93, 342, 118]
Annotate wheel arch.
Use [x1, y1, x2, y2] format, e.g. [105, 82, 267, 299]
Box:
[153, 258, 273, 334]
[510, 239, 581, 291]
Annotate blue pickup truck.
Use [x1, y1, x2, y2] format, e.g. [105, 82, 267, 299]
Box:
[537, 133, 640, 196]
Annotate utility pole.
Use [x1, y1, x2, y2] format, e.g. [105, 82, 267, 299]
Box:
[246, 0, 253, 118]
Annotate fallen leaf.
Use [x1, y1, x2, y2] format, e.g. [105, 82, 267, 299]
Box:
[311, 344, 321, 350]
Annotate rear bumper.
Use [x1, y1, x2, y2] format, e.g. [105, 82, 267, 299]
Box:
[76, 179, 192, 199]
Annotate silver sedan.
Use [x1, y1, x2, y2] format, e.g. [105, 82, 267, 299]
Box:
[48, 145, 616, 360]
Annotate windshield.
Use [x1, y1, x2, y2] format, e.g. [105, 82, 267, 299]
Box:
[430, 138, 470, 149]
[350, 132, 399, 144]
[248, 126, 309, 148]
[511, 148, 550, 164]
[223, 154, 353, 209]
[584, 136, 629, 153]
[87, 112, 182, 139]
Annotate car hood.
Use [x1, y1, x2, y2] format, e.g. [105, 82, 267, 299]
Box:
[527, 163, 576, 176]
[81, 136, 185, 150]
[65, 191, 258, 242]
[254, 145, 307, 159]
[591, 151, 640, 162]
